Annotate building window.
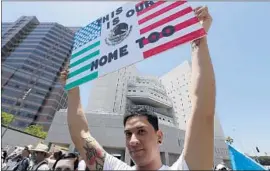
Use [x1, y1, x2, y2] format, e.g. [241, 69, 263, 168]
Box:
[128, 90, 131, 92]
[133, 90, 136, 92]
[140, 90, 143, 92]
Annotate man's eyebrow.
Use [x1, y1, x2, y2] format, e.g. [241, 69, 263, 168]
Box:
[124, 126, 146, 132]
[136, 126, 145, 129]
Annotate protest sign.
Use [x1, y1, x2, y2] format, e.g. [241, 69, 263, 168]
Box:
[65, 0, 206, 90]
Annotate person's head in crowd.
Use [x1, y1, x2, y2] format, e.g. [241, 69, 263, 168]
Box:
[215, 163, 228, 170]
[53, 151, 63, 160]
[123, 106, 163, 167]
[30, 143, 50, 163]
[52, 153, 79, 171]
[21, 145, 32, 158]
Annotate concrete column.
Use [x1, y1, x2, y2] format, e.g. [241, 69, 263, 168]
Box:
[124, 147, 131, 165]
[165, 152, 170, 165]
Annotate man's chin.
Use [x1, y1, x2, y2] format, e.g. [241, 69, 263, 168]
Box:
[130, 149, 144, 158]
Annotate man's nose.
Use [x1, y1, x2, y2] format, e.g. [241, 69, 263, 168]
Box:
[129, 134, 139, 146]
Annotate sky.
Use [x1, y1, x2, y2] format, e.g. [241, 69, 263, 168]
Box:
[2, 1, 270, 156]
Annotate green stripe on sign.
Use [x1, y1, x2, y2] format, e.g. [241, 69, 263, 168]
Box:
[70, 50, 99, 68]
[65, 71, 98, 90]
[68, 64, 91, 79]
[72, 41, 100, 59]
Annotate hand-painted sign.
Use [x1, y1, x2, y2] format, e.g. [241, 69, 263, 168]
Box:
[65, 0, 206, 90]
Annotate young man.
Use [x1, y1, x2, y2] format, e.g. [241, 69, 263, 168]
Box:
[12, 145, 32, 171]
[60, 5, 215, 170]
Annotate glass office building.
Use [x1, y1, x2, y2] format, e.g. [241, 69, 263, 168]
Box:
[1, 16, 74, 131]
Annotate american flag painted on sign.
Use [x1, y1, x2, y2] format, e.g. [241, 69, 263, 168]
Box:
[65, 19, 102, 90]
[136, 0, 206, 59]
[73, 19, 102, 51]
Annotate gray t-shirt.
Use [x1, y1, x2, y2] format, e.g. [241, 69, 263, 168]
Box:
[104, 153, 189, 170]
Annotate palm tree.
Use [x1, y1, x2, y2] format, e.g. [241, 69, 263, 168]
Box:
[226, 136, 234, 145]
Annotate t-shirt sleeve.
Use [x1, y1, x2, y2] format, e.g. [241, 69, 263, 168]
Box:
[103, 153, 132, 170]
[170, 153, 189, 170]
[37, 164, 50, 170]
[78, 160, 86, 170]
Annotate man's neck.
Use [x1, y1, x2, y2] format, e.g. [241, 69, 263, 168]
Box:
[136, 159, 163, 170]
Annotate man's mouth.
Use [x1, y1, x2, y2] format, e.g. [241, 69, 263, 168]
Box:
[130, 149, 144, 153]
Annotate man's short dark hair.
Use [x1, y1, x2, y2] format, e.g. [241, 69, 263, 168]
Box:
[123, 105, 159, 131]
[52, 153, 79, 170]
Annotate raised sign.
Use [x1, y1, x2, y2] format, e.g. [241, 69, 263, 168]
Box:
[65, 1, 206, 90]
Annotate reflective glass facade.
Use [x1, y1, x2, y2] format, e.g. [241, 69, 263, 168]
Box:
[1, 16, 74, 131]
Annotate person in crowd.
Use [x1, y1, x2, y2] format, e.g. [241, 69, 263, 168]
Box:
[29, 143, 50, 170]
[53, 151, 63, 161]
[214, 163, 229, 170]
[47, 150, 64, 169]
[60, 5, 215, 171]
[12, 145, 32, 171]
[1, 149, 8, 168]
[2, 149, 8, 163]
[52, 153, 79, 171]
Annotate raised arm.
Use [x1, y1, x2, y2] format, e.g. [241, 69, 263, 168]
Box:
[60, 70, 106, 170]
[183, 6, 216, 170]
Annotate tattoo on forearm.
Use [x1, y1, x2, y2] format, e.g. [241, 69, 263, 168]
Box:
[83, 136, 105, 171]
[192, 39, 201, 50]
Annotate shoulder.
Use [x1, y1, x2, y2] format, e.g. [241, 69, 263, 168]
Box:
[169, 153, 189, 170]
[104, 153, 132, 170]
[37, 162, 50, 170]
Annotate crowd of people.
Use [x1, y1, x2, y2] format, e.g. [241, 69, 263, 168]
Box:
[1, 143, 88, 171]
[2, 143, 230, 171]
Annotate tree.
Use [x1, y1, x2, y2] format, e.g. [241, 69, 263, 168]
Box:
[226, 136, 234, 145]
[24, 125, 48, 139]
[1, 112, 14, 126]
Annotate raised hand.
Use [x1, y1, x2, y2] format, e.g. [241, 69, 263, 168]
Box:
[59, 69, 69, 86]
[194, 6, 212, 33]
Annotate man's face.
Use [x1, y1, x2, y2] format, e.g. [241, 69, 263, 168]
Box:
[55, 158, 76, 171]
[124, 115, 162, 166]
[21, 149, 29, 157]
[34, 151, 46, 163]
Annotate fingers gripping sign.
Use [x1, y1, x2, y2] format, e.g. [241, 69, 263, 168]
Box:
[194, 6, 212, 33]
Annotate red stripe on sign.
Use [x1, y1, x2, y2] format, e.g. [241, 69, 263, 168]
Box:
[138, 1, 186, 25]
[174, 17, 199, 32]
[143, 28, 206, 59]
[142, 17, 200, 46]
[140, 7, 193, 34]
[137, 1, 166, 16]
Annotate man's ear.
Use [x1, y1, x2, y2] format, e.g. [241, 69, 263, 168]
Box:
[157, 130, 163, 144]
